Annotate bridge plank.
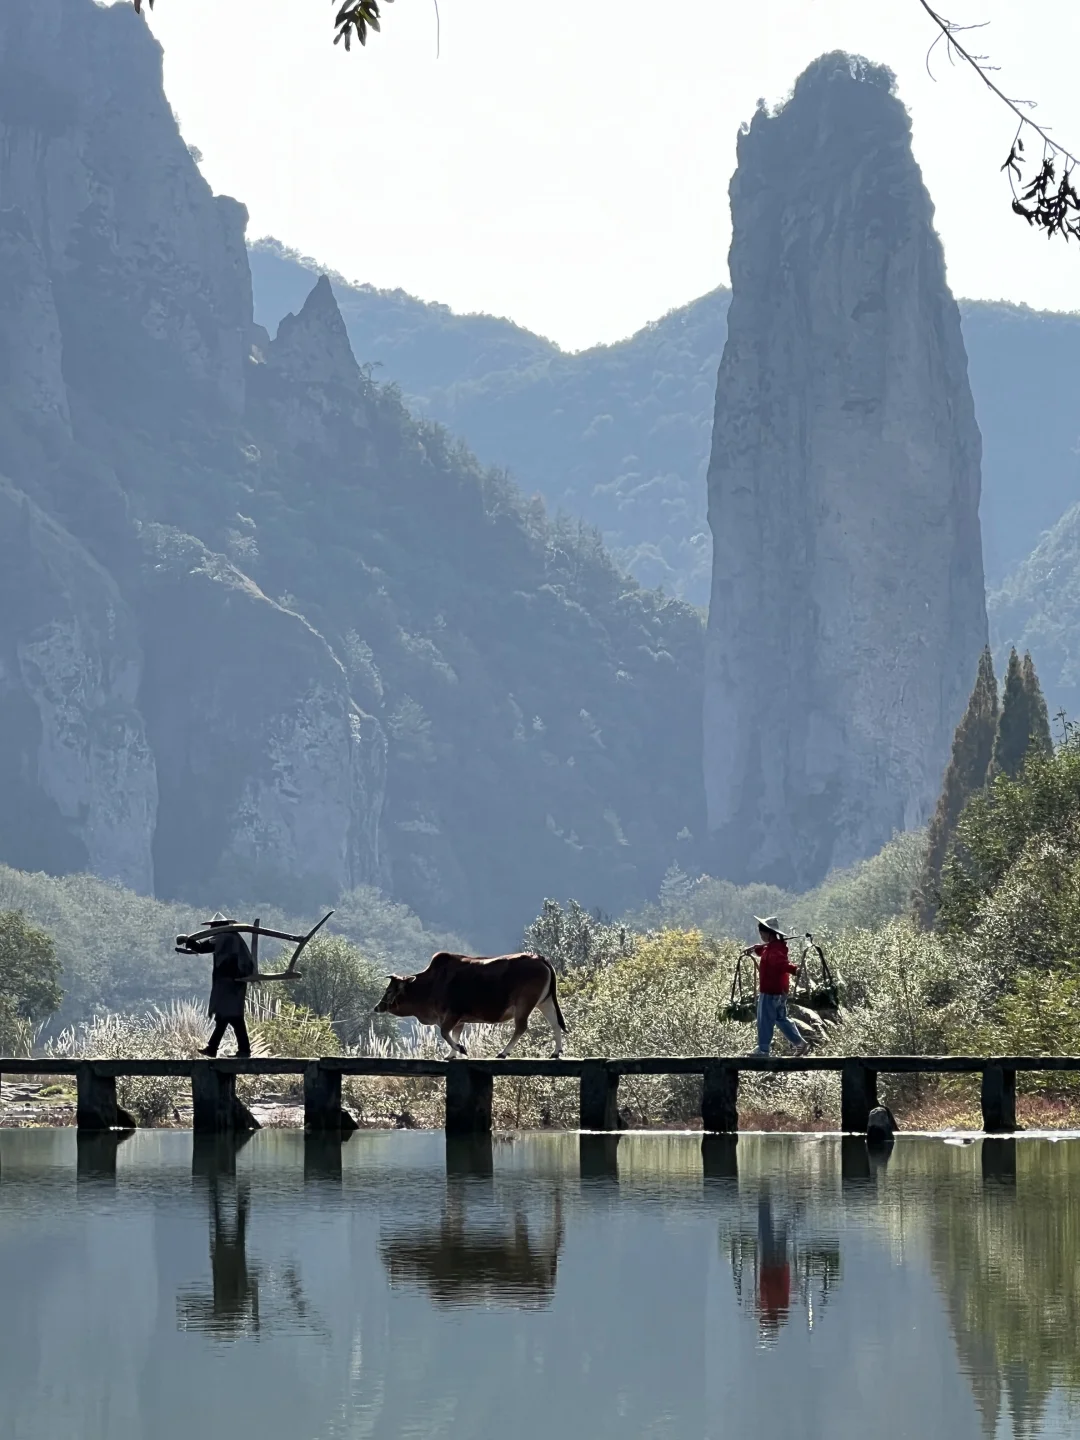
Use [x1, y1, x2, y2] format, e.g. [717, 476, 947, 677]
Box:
[3, 1055, 1080, 1078]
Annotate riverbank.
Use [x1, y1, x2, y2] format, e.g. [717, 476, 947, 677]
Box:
[6, 1077, 1080, 1133]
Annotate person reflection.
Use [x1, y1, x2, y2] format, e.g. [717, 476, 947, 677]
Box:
[177, 1172, 261, 1337]
[755, 1191, 792, 1340]
[380, 1185, 565, 1310]
[177, 1141, 323, 1339]
[727, 1183, 842, 1343]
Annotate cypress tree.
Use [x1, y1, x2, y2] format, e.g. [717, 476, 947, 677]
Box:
[913, 646, 999, 928]
[1022, 651, 1053, 757]
[992, 648, 1053, 779]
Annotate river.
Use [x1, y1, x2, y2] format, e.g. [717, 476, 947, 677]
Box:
[0, 1129, 1077, 1439]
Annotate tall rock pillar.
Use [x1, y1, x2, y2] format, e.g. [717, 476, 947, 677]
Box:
[704, 53, 987, 889]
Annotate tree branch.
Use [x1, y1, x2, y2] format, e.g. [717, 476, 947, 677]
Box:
[917, 0, 1080, 240]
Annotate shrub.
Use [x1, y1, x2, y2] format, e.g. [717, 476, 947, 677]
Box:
[288, 934, 388, 1043]
[0, 909, 62, 1025]
[523, 898, 634, 973]
[247, 991, 340, 1057]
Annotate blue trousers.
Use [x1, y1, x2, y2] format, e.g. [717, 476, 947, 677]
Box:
[757, 993, 803, 1054]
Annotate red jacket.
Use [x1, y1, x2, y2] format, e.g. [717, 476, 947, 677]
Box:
[754, 939, 798, 996]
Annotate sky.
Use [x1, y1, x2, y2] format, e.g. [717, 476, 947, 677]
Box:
[146, 0, 1080, 351]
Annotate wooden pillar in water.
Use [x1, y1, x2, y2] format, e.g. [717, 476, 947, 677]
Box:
[76, 1063, 136, 1131]
[841, 1060, 878, 1133]
[580, 1061, 619, 1131]
[701, 1134, 739, 1184]
[981, 1137, 1017, 1184]
[76, 1131, 131, 1181]
[303, 1062, 359, 1133]
[445, 1063, 493, 1135]
[192, 1064, 260, 1134]
[579, 1133, 620, 1180]
[981, 1065, 1017, 1133]
[701, 1063, 739, 1133]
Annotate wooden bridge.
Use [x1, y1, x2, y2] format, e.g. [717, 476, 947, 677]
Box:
[2, 1054, 1077, 1134]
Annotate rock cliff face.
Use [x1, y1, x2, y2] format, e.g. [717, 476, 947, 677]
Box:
[0, 477, 156, 890]
[135, 527, 384, 905]
[0, 0, 386, 907]
[0, 0, 251, 419]
[704, 54, 988, 888]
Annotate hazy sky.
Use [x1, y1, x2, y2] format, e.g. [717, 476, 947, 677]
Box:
[147, 0, 1080, 350]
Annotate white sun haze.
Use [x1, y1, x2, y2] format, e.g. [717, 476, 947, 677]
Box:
[147, 0, 1080, 351]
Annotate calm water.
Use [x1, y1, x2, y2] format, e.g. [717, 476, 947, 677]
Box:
[0, 1129, 1077, 1440]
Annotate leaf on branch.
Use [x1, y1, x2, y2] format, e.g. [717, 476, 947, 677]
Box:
[333, 0, 393, 51]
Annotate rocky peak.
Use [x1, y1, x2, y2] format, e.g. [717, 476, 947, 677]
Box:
[0, 0, 253, 420]
[268, 275, 361, 389]
[703, 52, 987, 889]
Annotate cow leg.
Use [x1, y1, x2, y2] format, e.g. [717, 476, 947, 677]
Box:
[450, 1022, 468, 1056]
[497, 1016, 530, 1059]
[440, 1022, 467, 1057]
[537, 995, 565, 1057]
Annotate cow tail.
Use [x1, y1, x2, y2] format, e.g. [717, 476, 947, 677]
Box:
[546, 962, 569, 1033]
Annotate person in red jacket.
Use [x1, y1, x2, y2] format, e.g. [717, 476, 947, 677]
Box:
[744, 916, 809, 1058]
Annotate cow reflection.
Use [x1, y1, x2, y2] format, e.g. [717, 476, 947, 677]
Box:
[727, 1186, 841, 1343]
[380, 1191, 565, 1310]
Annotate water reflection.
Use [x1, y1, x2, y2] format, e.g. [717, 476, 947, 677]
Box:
[177, 1134, 324, 1339]
[380, 1135, 565, 1308]
[725, 1182, 843, 1342]
[2, 1130, 1080, 1440]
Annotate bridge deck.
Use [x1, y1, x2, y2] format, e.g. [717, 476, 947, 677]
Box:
[0, 1055, 1074, 1135]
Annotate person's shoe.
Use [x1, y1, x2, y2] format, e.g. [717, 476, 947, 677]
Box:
[791, 1041, 811, 1058]
[748, 1048, 769, 1059]
[236, 1051, 252, 1060]
[198, 1046, 217, 1058]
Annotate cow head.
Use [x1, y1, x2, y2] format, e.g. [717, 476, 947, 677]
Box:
[374, 975, 414, 1015]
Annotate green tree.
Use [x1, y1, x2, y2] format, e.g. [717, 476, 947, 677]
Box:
[290, 934, 386, 1045]
[0, 909, 62, 1024]
[938, 732, 1080, 935]
[913, 647, 999, 929]
[992, 648, 1053, 780]
[1023, 651, 1053, 756]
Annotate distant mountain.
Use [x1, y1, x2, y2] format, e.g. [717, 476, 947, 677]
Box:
[250, 245, 1080, 602]
[990, 500, 1080, 726]
[0, 0, 705, 949]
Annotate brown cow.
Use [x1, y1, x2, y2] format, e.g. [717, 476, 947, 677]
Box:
[374, 951, 568, 1058]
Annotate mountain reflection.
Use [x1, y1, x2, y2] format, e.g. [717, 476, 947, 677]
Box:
[380, 1138, 565, 1309]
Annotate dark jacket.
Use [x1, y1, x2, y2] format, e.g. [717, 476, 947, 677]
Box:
[189, 931, 254, 1018]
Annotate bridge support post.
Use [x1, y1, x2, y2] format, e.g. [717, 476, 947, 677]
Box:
[445, 1063, 493, 1135]
[76, 1064, 136, 1131]
[701, 1062, 739, 1133]
[304, 1063, 359, 1133]
[981, 1065, 1017, 1133]
[192, 1065, 260, 1134]
[580, 1061, 619, 1131]
[841, 1060, 878, 1133]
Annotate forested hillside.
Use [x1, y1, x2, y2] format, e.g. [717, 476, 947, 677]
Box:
[250, 243, 1080, 603]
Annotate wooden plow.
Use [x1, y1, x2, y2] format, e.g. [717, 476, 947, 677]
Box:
[175, 911, 334, 982]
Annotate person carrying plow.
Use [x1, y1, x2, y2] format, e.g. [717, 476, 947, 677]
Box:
[175, 910, 334, 1058]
